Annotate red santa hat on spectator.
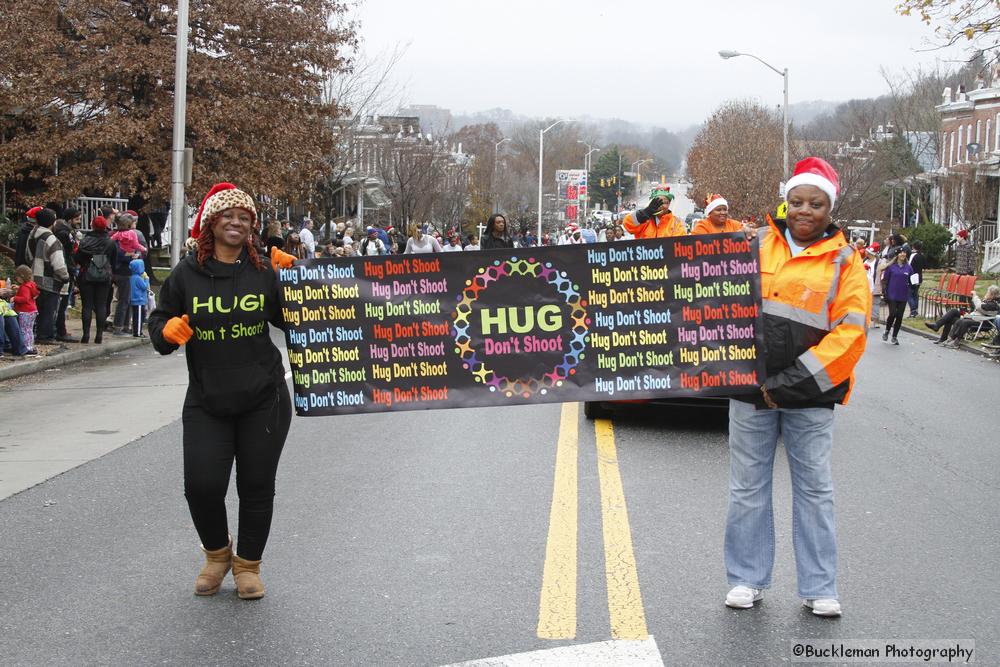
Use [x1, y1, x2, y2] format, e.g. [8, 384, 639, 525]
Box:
[956, 229, 969, 239]
[704, 194, 728, 215]
[784, 157, 839, 208]
[26, 206, 42, 220]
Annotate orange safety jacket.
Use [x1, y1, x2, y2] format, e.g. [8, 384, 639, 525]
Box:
[748, 216, 872, 408]
[621, 210, 687, 238]
[690, 218, 744, 235]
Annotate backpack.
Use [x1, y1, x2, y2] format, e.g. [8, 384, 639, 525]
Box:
[85, 253, 111, 282]
[80, 236, 112, 282]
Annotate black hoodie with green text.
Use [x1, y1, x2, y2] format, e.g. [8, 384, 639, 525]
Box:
[148, 250, 285, 416]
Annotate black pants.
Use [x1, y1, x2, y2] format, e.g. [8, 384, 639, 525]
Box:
[930, 308, 962, 342]
[79, 281, 111, 342]
[130, 305, 145, 336]
[950, 317, 991, 342]
[182, 383, 292, 561]
[35, 290, 61, 341]
[56, 275, 74, 337]
[885, 300, 906, 337]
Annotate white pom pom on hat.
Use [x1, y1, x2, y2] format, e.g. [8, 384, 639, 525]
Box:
[784, 157, 839, 208]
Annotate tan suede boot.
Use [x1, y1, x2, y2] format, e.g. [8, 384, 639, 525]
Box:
[194, 538, 232, 596]
[232, 554, 265, 600]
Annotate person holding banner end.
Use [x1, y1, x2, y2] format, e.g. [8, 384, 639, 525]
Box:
[724, 158, 871, 618]
[148, 183, 298, 600]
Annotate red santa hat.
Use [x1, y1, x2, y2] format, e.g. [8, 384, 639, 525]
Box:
[956, 229, 969, 239]
[191, 182, 257, 238]
[704, 194, 728, 216]
[26, 206, 42, 220]
[784, 157, 839, 208]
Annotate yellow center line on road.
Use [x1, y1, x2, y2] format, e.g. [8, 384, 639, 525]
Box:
[594, 418, 649, 640]
[536, 402, 579, 639]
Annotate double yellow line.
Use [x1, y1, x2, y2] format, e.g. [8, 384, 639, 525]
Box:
[536, 403, 648, 640]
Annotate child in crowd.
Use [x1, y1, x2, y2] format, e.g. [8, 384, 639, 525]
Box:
[11, 265, 39, 353]
[111, 228, 147, 256]
[128, 259, 149, 337]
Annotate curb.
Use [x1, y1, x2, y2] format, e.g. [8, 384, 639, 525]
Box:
[0, 337, 149, 382]
[898, 322, 997, 358]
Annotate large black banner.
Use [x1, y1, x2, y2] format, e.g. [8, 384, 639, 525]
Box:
[278, 234, 765, 416]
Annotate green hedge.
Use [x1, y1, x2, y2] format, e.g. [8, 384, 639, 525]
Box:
[905, 223, 953, 268]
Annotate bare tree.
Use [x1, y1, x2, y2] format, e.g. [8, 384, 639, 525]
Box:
[686, 101, 784, 218]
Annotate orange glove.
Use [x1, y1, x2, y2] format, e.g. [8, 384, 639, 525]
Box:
[270, 246, 297, 270]
[163, 314, 193, 346]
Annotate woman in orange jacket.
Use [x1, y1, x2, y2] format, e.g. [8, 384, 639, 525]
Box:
[620, 186, 687, 238]
[690, 194, 747, 235]
[723, 157, 871, 619]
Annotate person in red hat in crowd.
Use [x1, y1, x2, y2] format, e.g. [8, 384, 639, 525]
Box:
[147, 183, 298, 600]
[691, 195, 750, 235]
[74, 216, 122, 344]
[14, 206, 42, 267]
[954, 228, 976, 275]
[621, 185, 687, 239]
[723, 157, 871, 619]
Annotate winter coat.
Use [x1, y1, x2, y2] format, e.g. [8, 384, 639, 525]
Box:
[26, 226, 69, 294]
[129, 259, 149, 305]
[75, 230, 120, 284]
[739, 217, 871, 409]
[621, 210, 687, 238]
[12, 281, 39, 313]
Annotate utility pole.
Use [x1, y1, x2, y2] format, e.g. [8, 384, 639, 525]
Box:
[169, 0, 190, 266]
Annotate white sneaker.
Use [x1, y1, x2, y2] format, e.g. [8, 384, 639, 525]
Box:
[803, 598, 842, 617]
[725, 585, 763, 609]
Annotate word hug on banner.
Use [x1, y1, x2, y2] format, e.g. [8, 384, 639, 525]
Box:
[277, 234, 766, 416]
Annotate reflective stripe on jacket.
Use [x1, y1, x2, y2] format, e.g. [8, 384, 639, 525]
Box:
[621, 211, 687, 238]
[756, 218, 872, 407]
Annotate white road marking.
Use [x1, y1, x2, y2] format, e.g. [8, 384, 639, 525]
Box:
[440, 636, 664, 667]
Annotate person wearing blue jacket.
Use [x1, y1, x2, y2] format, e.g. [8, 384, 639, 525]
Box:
[128, 258, 149, 337]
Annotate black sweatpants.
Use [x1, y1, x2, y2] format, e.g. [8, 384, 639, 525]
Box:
[182, 383, 292, 560]
[79, 281, 111, 342]
[885, 300, 906, 337]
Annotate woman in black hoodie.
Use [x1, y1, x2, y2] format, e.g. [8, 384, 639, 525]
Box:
[148, 183, 296, 600]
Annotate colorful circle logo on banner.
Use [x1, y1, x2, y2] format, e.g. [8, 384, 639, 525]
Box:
[452, 257, 589, 398]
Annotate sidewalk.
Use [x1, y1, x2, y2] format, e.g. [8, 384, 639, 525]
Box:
[0, 314, 149, 383]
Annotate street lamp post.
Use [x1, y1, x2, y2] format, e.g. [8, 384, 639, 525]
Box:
[538, 119, 573, 242]
[577, 140, 600, 222]
[719, 50, 789, 183]
[493, 137, 509, 213]
[169, 0, 191, 267]
[632, 158, 652, 199]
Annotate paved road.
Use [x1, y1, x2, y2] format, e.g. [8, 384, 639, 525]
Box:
[0, 329, 997, 665]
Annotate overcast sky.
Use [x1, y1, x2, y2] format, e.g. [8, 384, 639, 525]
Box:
[350, 0, 971, 130]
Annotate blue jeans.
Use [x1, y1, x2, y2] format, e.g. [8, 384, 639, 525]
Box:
[0, 314, 26, 355]
[725, 399, 838, 599]
[907, 284, 920, 316]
